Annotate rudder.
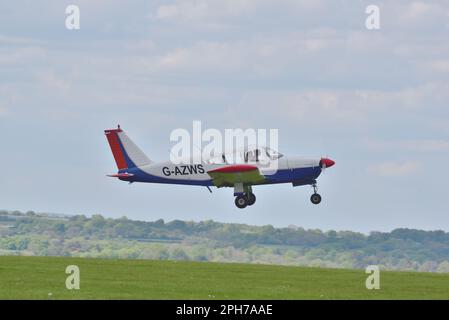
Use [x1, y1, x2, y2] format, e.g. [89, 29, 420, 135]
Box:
[104, 125, 152, 170]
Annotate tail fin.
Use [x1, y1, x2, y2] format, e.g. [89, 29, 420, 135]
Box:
[104, 125, 152, 170]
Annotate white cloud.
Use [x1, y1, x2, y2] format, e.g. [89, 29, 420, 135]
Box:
[0, 85, 20, 117]
[222, 82, 449, 127]
[153, 0, 323, 22]
[406, 1, 442, 19]
[0, 46, 46, 66]
[361, 139, 449, 153]
[155, 5, 179, 19]
[35, 71, 70, 91]
[141, 29, 340, 75]
[0, 34, 41, 45]
[119, 24, 449, 88]
[424, 60, 449, 73]
[364, 139, 449, 153]
[387, 1, 449, 31]
[0, 105, 6, 116]
[369, 161, 421, 177]
[405, 140, 449, 152]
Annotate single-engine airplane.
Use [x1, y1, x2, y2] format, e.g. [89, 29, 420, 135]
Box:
[105, 126, 335, 208]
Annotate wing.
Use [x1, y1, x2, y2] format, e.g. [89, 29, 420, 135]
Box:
[207, 164, 265, 187]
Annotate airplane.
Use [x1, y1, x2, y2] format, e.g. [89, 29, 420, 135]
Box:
[105, 125, 335, 209]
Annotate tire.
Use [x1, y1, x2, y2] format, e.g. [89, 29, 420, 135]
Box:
[235, 195, 248, 209]
[310, 193, 322, 205]
[246, 193, 256, 206]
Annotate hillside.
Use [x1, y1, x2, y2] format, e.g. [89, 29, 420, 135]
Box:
[1, 210, 449, 273]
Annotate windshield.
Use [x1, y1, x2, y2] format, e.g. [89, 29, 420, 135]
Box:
[265, 147, 283, 160]
[207, 153, 228, 164]
[244, 147, 283, 162]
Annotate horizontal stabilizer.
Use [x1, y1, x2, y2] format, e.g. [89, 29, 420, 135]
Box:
[107, 173, 134, 178]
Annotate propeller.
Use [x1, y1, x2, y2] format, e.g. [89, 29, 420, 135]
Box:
[319, 157, 335, 172]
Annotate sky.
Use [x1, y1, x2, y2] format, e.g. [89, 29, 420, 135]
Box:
[1, 0, 449, 233]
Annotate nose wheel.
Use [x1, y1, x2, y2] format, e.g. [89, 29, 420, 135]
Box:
[310, 193, 321, 204]
[310, 183, 322, 205]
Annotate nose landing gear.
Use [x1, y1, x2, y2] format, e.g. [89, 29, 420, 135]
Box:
[310, 183, 322, 205]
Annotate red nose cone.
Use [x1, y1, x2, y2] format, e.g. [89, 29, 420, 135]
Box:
[321, 158, 335, 168]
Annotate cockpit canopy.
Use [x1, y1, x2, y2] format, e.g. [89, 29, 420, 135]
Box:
[206, 146, 283, 164]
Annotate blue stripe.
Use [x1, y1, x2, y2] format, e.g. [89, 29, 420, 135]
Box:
[121, 165, 322, 187]
[124, 166, 213, 186]
[266, 166, 322, 184]
[117, 136, 137, 169]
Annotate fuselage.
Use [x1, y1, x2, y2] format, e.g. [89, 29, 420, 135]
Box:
[117, 156, 323, 187]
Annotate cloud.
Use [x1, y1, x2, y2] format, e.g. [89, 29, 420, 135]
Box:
[0, 105, 6, 116]
[153, 0, 323, 22]
[364, 139, 449, 153]
[405, 1, 443, 19]
[146, 29, 338, 76]
[424, 60, 449, 73]
[407, 140, 449, 152]
[0, 34, 41, 45]
[0, 46, 46, 66]
[221, 82, 449, 128]
[35, 70, 70, 91]
[387, 1, 449, 32]
[0, 85, 20, 117]
[120, 24, 449, 90]
[369, 161, 421, 177]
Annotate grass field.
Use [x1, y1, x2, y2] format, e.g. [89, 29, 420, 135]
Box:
[0, 256, 448, 299]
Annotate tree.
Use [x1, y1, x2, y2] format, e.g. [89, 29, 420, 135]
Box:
[171, 247, 189, 261]
[54, 223, 66, 233]
[437, 261, 449, 273]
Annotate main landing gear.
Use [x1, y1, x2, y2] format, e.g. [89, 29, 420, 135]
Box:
[310, 183, 322, 205]
[234, 184, 256, 209]
[235, 192, 256, 209]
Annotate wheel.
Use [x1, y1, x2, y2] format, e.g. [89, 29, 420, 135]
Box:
[235, 195, 248, 209]
[310, 193, 322, 205]
[246, 193, 256, 206]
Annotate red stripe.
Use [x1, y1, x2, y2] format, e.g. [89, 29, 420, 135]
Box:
[208, 164, 258, 174]
[105, 130, 127, 170]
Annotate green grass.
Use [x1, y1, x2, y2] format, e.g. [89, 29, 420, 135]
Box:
[0, 256, 448, 299]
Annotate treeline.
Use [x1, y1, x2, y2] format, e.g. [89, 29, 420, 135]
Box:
[1, 210, 448, 273]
